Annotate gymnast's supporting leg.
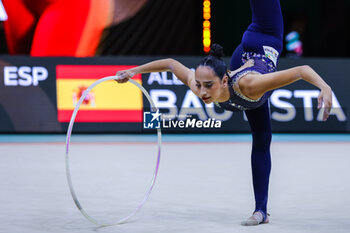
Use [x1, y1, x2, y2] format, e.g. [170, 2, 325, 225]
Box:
[245, 101, 272, 220]
[230, 45, 272, 222]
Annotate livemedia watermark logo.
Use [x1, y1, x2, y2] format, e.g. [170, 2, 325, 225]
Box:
[143, 110, 222, 129]
[143, 110, 161, 129]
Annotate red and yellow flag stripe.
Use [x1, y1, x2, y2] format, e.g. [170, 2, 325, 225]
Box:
[56, 65, 143, 122]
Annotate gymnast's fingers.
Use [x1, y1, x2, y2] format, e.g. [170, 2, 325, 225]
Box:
[323, 100, 332, 121]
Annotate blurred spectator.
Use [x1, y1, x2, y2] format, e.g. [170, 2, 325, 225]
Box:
[2, 0, 148, 56]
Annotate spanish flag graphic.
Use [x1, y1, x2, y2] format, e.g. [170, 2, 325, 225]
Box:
[56, 65, 143, 122]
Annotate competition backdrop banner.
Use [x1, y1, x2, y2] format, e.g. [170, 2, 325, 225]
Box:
[0, 56, 348, 133]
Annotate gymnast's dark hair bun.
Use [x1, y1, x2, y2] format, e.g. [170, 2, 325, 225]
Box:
[198, 43, 227, 79]
[209, 43, 224, 58]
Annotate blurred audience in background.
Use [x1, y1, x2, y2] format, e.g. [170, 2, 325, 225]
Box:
[0, 0, 202, 56]
[1, 0, 148, 56]
[0, 0, 349, 57]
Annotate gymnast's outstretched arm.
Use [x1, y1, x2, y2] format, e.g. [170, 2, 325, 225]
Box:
[239, 65, 333, 120]
[115, 58, 194, 86]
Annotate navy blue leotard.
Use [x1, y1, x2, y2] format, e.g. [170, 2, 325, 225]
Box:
[224, 0, 283, 220]
[218, 53, 277, 111]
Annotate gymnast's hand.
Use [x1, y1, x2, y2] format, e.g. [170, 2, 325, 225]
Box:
[318, 86, 333, 121]
[115, 70, 135, 83]
[230, 59, 255, 75]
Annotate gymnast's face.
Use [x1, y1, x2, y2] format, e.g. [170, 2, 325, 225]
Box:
[194, 66, 229, 104]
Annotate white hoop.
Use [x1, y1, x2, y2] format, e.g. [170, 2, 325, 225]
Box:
[65, 76, 161, 226]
